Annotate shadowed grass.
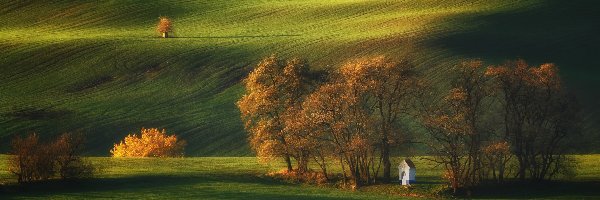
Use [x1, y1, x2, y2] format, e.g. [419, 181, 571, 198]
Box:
[0, 155, 599, 199]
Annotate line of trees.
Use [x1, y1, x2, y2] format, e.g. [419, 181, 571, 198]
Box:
[238, 55, 579, 191]
[423, 60, 578, 193]
[238, 55, 423, 186]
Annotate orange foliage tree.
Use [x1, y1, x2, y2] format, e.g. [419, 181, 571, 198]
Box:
[316, 56, 423, 183]
[299, 78, 377, 186]
[111, 128, 186, 157]
[329, 58, 378, 186]
[238, 55, 578, 188]
[482, 141, 512, 183]
[237, 55, 311, 171]
[423, 60, 491, 193]
[485, 60, 578, 181]
[423, 59, 578, 192]
[359, 56, 422, 182]
[157, 16, 173, 38]
[240, 56, 423, 186]
[292, 57, 404, 186]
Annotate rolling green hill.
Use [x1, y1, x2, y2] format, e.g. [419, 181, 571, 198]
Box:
[0, 0, 599, 156]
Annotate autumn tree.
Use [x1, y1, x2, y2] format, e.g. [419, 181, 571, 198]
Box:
[423, 60, 491, 193]
[247, 56, 422, 185]
[111, 128, 186, 157]
[237, 55, 311, 172]
[9, 133, 55, 183]
[53, 133, 95, 179]
[157, 16, 173, 38]
[280, 58, 315, 172]
[453, 60, 491, 186]
[293, 59, 384, 187]
[361, 57, 422, 183]
[485, 60, 579, 181]
[481, 141, 512, 183]
[283, 97, 332, 177]
[301, 83, 376, 186]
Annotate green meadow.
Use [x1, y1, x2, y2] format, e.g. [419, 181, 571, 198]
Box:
[1, 155, 599, 199]
[1, 0, 599, 155]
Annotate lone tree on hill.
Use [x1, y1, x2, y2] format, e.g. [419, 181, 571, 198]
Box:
[157, 16, 173, 38]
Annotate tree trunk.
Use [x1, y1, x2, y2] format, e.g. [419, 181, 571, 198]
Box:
[517, 154, 526, 181]
[284, 154, 293, 172]
[162, 32, 169, 38]
[382, 139, 391, 183]
[499, 163, 505, 183]
[296, 152, 309, 173]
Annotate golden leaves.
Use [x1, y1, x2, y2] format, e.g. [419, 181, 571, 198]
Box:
[237, 55, 310, 161]
[256, 139, 282, 163]
[426, 113, 471, 136]
[156, 16, 172, 34]
[484, 66, 508, 77]
[485, 59, 561, 90]
[110, 128, 186, 158]
[529, 63, 560, 89]
[445, 88, 468, 102]
[482, 141, 510, 155]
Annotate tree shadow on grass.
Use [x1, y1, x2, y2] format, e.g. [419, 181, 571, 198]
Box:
[430, 1, 600, 68]
[470, 180, 600, 199]
[0, 174, 352, 200]
[428, 0, 600, 151]
[428, 1, 600, 95]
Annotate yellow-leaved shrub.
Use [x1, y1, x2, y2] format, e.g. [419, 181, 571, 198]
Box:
[111, 128, 186, 158]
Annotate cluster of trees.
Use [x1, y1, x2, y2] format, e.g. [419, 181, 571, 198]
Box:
[424, 60, 578, 193]
[9, 133, 95, 183]
[238, 55, 579, 190]
[237, 55, 423, 186]
[111, 128, 186, 157]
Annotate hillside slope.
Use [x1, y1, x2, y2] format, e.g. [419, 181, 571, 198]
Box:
[0, 0, 598, 155]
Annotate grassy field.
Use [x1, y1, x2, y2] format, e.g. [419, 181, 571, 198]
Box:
[1, 0, 599, 156]
[0, 155, 599, 199]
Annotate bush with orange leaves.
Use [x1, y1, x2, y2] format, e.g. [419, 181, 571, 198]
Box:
[111, 128, 186, 157]
[485, 59, 579, 181]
